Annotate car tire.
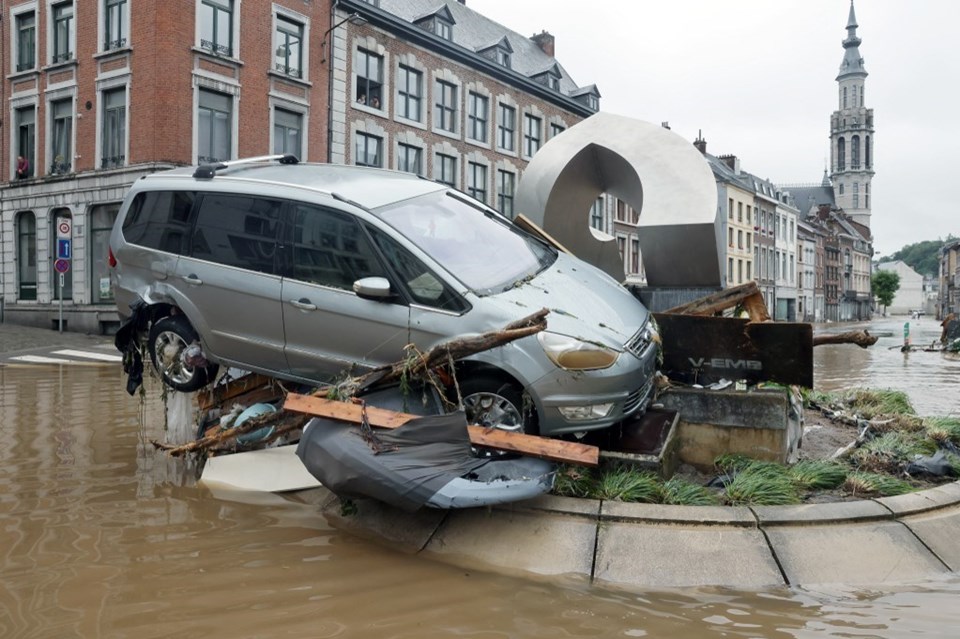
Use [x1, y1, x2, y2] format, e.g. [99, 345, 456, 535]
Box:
[458, 375, 537, 436]
[147, 315, 219, 393]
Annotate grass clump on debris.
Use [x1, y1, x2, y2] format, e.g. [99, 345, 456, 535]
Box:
[552, 465, 718, 506]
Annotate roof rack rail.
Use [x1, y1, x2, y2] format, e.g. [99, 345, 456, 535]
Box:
[192, 154, 299, 179]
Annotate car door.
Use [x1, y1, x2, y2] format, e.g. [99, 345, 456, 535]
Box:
[280, 203, 415, 380]
[174, 192, 287, 372]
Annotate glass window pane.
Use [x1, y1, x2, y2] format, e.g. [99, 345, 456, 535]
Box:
[290, 204, 383, 289]
[190, 194, 281, 273]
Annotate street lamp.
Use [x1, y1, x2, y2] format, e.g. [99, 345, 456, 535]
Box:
[321, 12, 368, 63]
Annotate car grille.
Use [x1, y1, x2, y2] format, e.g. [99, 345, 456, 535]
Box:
[625, 322, 655, 358]
[623, 378, 654, 416]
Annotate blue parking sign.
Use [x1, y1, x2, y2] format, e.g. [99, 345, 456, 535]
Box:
[58, 238, 72, 260]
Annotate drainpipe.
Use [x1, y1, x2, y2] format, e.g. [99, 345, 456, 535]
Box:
[325, 0, 338, 163]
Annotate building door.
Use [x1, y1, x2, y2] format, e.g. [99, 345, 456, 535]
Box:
[90, 204, 118, 304]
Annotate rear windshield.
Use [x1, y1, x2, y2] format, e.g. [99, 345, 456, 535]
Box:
[376, 192, 556, 294]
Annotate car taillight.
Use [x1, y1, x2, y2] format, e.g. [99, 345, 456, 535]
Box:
[108, 247, 117, 268]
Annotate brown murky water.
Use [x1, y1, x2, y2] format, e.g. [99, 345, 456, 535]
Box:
[3, 346, 960, 637]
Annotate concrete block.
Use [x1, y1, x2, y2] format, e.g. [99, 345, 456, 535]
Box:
[321, 497, 446, 554]
[901, 505, 960, 571]
[424, 508, 596, 578]
[876, 483, 960, 516]
[594, 521, 784, 588]
[502, 494, 600, 517]
[752, 500, 891, 525]
[602, 501, 756, 526]
[764, 521, 949, 585]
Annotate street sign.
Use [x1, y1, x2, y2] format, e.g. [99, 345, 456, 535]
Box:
[54, 258, 70, 273]
[57, 238, 72, 259]
[57, 217, 72, 238]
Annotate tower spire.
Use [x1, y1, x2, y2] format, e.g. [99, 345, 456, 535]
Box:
[837, 0, 867, 81]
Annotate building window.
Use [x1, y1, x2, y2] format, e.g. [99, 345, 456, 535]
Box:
[728, 227, 733, 248]
[50, 209, 73, 300]
[550, 123, 565, 138]
[497, 104, 515, 151]
[523, 114, 542, 157]
[737, 230, 743, 249]
[17, 212, 37, 301]
[728, 198, 733, 220]
[397, 143, 422, 175]
[467, 162, 487, 203]
[437, 153, 456, 187]
[746, 232, 752, 251]
[15, 106, 36, 179]
[91, 204, 119, 303]
[200, 0, 233, 56]
[275, 15, 303, 78]
[851, 135, 860, 169]
[467, 92, 488, 143]
[104, 0, 129, 50]
[436, 18, 452, 41]
[865, 135, 871, 168]
[590, 197, 604, 231]
[52, 2, 74, 63]
[355, 49, 383, 108]
[746, 261, 752, 281]
[397, 65, 422, 121]
[273, 107, 302, 156]
[434, 80, 457, 133]
[728, 258, 733, 283]
[101, 87, 126, 169]
[838, 183, 844, 195]
[198, 88, 232, 163]
[737, 202, 742, 222]
[738, 259, 743, 284]
[837, 137, 845, 171]
[853, 182, 859, 208]
[497, 169, 515, 217]
[16, 12, 36, 72]
[354, 132, 382, 167]
[496, 48, 510, 68]
[631, 238, 640, 275]
[746, 205, 752, 225]
[51, 98, 73, 174]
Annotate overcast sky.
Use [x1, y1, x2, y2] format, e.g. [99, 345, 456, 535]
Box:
[468, 0, 958, 257]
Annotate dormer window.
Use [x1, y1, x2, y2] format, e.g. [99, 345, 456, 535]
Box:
[587, 94, 598, 110]
[477, 37, 513, 69]
[414, 7, 455, 42]
[496, 48, 510, 68]
[436, 18, 452, 40]
[532, 65, 562, 91]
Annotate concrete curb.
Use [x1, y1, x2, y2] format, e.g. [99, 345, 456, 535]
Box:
[319, 480, 960, 589]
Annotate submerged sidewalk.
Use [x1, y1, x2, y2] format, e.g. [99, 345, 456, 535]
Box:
[310, 482, 960, 589]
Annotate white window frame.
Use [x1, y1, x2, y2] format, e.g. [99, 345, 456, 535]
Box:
[195, 0, 241, 59]
[99, 0, 130, 53]
[431, 69, 461, 140]
[466, 87, 490, 147]
[46, 90, 76, 175]
[48, 0, 76, 66]
[11, 3, 38, 74]
[96, 78, 130, 169]
[270, 99, 308, 160]
[193, 79, 239, 163]
[272, 6, 310, 81]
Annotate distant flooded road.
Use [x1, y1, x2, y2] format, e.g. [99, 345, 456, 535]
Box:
[814, 316, 960, 417]
[3, 338, 960, 636]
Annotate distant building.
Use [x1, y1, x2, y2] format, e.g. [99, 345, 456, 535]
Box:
[876, 261, 923, 315]
[940, 239, 960, 319]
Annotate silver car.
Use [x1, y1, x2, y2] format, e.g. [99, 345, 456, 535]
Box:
[109, 156, 658, 437]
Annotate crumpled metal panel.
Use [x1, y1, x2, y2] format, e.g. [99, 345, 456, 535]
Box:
[515, 112, 720, 287]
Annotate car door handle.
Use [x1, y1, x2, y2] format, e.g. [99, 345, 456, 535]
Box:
[289, 298, 317, 311]
[181, 274, 203, 285]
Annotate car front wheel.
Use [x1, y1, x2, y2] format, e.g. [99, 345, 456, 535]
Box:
[147, 315, 219, 392]
[459, 375, 535, 436]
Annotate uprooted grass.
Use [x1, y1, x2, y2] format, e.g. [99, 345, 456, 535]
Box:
[551, 465, 716, 506]
[660, 477, 719, 506]
[592, 467, 662, 503]
[842, 471, 914, 497]
[851, 431, 937, 473]
[788, 460, 849, 490]
[722, 467, 800, 506]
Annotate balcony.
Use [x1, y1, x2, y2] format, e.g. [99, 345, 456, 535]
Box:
[101, 155, 126, 170]
[200, 39, 232, 57]
[104, 37, 128, 51]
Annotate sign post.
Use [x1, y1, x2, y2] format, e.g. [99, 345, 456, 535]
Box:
[56, 217, 72, 333]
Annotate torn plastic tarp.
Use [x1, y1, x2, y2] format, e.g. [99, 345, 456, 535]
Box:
[296, 406, 556, 511]
[114, 299, 149, 395]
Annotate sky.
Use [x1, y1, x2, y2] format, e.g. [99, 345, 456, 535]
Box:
[467, 0, 959, 257]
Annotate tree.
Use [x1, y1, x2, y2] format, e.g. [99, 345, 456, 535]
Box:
[880, 235, 957, 277]
[871, 270, 900, 315]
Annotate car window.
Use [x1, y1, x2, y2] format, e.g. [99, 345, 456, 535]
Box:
[121, 190, 196, 255]
[377, 191, 555, 294]
[368, 228, 466, 312]
[288, 204, 384, 290]
[189, 194, 282, 274]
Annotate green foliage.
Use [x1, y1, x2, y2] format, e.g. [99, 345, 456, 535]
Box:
[723, 468, 800, 506]
[660, 477, 719, 506]
[552, 466, 595, 499]
[845, 389, 916, 418]
[924, 417, 960, 446]
[788, 460, 848, 490]
[880, 236, 956, 278]
[842, 471, 913, 497]
[592, 467, 661, 503]
[871, 269, 900, 308]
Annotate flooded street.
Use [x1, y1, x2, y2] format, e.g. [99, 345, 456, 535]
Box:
[2, 335, 960, 637]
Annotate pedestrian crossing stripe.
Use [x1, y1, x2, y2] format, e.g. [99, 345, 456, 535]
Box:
[10, 355, 75, 364]
[51, 349, 123, 362]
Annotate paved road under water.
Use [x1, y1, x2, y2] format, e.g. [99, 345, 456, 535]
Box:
[2, 328, 960, 637]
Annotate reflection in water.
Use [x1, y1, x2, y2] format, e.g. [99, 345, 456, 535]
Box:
[2, 363, 960, 637]
[815, 316, 960, 417]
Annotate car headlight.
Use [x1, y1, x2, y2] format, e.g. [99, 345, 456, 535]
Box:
[537, 332, 620, 371]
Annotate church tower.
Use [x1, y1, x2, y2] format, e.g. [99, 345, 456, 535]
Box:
[830, 1, 874, 228]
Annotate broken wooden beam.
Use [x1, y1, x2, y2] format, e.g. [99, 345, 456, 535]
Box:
[663, 281, 772, 322]
[198, 373, 276, 412]
[812, 330, 878, 349]
[284, 392, 599, 467]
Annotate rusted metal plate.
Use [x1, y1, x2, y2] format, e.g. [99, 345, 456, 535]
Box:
[653, 314, 813, 388]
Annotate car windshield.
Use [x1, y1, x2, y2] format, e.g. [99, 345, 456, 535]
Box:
[376, 191, 556, 294]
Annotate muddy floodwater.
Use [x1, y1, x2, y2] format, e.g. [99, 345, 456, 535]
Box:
[2, 324, 960, 637]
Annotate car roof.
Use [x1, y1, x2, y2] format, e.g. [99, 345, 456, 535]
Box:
[142, 161, 447, 210]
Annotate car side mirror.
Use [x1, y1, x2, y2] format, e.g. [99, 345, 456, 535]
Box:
[353, 276, 393, 300]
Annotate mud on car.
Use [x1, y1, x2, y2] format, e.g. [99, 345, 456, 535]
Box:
[110, 155, 659, 437]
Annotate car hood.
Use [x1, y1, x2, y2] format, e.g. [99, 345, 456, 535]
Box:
[482, 252, 649, 350]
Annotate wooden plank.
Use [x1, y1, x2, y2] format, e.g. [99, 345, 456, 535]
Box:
[663, 281, 771, 322]
[514, 214, 573, 255]
[283, 393, 599, 467]
[198, 373, 275, 411]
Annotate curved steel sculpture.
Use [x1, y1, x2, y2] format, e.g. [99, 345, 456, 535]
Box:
[515, 112, 720, 287]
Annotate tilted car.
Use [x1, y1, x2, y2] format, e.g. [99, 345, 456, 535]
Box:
[109, 155, 659, 437]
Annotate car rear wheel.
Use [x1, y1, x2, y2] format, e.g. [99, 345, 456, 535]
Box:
[458, 375, 536, 436]
[148, 315, 219, 392]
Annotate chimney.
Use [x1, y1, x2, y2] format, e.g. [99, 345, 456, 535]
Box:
[530, 30, 555, 57]
[693, 129, 707, 154]
[718, 154, 739, 174]
[661, 121, 671, 130]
